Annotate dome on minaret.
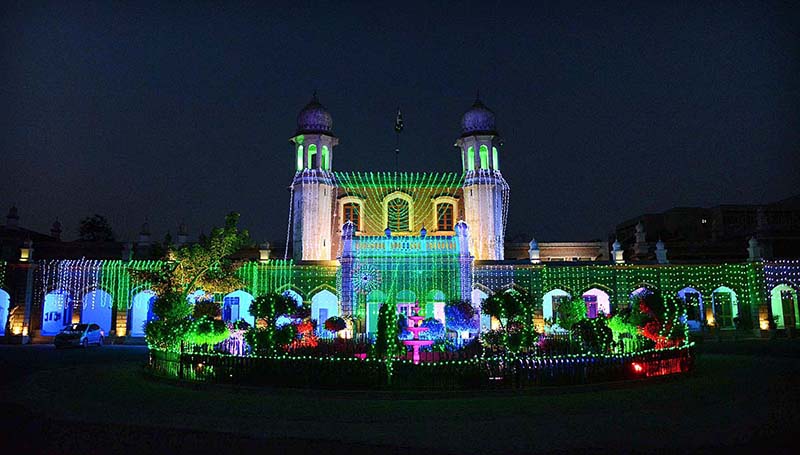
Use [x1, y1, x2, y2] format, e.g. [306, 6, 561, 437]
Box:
[296, 93, 333, 135]
[460, 97, 497, 137]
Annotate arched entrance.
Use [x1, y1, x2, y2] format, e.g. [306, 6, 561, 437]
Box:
[396, 290, 417, 317]
[711, 286, 739, 328]
[471, 288, 490, 332]
[677, 287, 704, 331]
[130, 290, 156, 337]
[311, 290, 339, 335]
[42, 290, 73, 336]
[542, 289, 571, 324]
[223, 290, 255, 326]
[770, 284, 799, 329]
[81, 289, 113, 334]
[424, 290, 446, 325]
[583, 288, 611, 318]
[0, 289, 10, 336]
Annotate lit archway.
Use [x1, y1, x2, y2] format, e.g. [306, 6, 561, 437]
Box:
[130, 290, 156, 337]
[187, 290, 208, 304]
[711, 286, 739, 328]
[583, 288, 611, 318]
[311, 290, 339, 334]
[0, 289, 10, 336]
[770, 284, 799, 329]
[81, 289, 113, 334]
[542, 289, 571, 323]
[42, 290, 72, 336]
[396, 290, 416, 317]
[630, 287, 653, 302]
[471, 288, 490, 332]
[677, 287, 704, 327]
[223, 290, 255, 326]
[424, 290, 446, 325]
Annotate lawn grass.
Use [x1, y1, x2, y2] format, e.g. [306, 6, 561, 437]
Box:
[2, 342, 799, 453]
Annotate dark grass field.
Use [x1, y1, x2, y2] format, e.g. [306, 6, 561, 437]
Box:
[1, 340, 799, 454]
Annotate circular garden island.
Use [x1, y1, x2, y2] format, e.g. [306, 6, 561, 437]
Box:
[141, 214, 693, 390]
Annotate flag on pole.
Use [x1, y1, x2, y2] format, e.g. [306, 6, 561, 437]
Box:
[394, 108, 404, 133]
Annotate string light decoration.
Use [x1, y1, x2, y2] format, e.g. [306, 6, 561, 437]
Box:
[333, 172, 463, 235]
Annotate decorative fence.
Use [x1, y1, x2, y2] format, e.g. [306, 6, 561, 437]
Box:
[148, 344, 693, 390]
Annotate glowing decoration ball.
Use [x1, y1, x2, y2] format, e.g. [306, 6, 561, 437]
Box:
[352, 263, 382, 295]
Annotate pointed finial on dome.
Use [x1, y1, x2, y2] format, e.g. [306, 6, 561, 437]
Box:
[461, 94, 497, 137]
[296, 92, 333, 135]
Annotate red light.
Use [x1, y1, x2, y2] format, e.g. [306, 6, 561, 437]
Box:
[632, 362, 644, 373]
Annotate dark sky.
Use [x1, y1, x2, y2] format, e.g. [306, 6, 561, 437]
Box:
[2, 0, 798, 244]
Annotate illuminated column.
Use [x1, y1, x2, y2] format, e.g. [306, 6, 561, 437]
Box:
[455, 221, 473, 301]
[338, 221, 356, 317]
[289, 94, 339, 261]
[456, 96, 508, 260]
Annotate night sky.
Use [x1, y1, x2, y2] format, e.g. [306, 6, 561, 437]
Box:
[2, 1, 798, 244]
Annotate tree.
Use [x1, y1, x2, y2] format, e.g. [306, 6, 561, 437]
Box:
[557, 296, 588, 331]
[372, 302, 403, 359]
[249, 292, 297, 326]
[133, 212, 249, 308]
[445, 299, 476, 342]
[133, 213, 249, 348]
[420, 317, 445, 340]
[79, 214, 115, 241]
[482, 291, 524, 330]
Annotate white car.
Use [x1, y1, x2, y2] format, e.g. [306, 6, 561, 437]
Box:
[54, 323, 105, 348]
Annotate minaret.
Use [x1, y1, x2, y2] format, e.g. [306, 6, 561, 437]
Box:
[289, 93, 339, 261]
[456, 96, 509, 260]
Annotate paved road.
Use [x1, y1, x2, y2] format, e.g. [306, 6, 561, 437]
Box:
[1, 341, 799, 454]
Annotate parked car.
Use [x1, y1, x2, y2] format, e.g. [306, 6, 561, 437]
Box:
[54, 323, 104, 348]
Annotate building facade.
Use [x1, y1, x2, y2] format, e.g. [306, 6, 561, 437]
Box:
[1, 97, 799, 342]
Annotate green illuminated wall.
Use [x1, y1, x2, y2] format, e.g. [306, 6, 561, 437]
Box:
[473, 262, 765, 329]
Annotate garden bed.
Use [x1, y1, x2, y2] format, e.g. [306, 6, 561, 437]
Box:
[147, 343, 694, 390]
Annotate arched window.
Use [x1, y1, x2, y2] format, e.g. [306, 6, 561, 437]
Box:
[321, 145, 330, 170]
[437, 203, 454, 231]
[467, 146, 475, 171]
[130, 290, 156, 337]
[492, 146, 499, 170]
[387, 197, 409, 231]
[0, 289, 10, 336]
[81, 289, 113, 334]
[307, 144, 317, 168]
[296, 145, 304, 170]
[479, 145, 489, 169]
[343, 202, 360, 230]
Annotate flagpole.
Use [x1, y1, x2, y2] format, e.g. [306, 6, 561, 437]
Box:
[394, 107, 403, 173]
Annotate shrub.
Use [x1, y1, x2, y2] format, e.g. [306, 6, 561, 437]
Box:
[444, 300, 477, 337]
[420, 317, 445, 340]
[571, 318, 613, 353]
[186, 316, 230, 346]
[556, 297, 588, 331]
[324, 316, 347, 333]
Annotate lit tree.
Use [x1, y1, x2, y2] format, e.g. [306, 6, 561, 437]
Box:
[444, 299, 476, 343]
[134, 213, 249, 348]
